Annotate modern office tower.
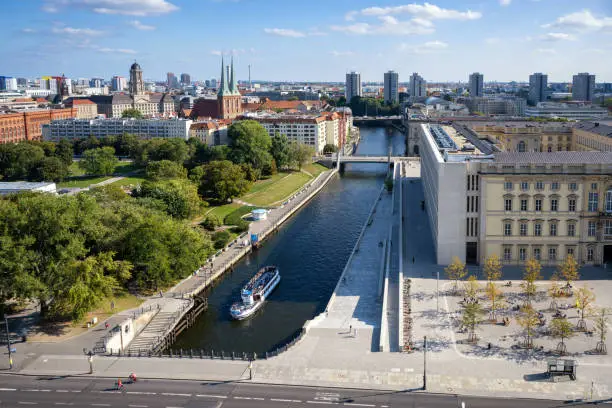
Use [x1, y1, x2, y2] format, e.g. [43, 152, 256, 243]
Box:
[572, 72, 595, 102]
[180, 73, 191, 86]
[167, 72, 178, 89]
[0, 76, 18, 91]
[383, 70, 399, 104]
[90, 77, 104, 88]
[409, 73, 426, 100]
[468, 72, 484, 97]
[111, 76, 127, 92]
[528, 73, 548, 105]
[345, 71, 362, 101]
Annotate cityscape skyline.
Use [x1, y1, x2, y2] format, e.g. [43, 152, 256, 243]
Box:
[2, 0, 612, 82]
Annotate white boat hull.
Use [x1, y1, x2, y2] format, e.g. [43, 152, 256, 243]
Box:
[230, 273, 281, 320]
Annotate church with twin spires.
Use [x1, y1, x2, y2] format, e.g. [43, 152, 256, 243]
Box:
[191, 57, 243, 120]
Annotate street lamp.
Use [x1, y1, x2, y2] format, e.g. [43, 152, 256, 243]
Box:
[4, 315, 12, 369]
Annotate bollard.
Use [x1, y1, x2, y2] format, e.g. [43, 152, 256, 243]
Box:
[243, 352, 247, 361]
[200, 349, 204, 359]
[265, 352, 269, 359]
[190, 349, 193, 358]
[211, 349, 214, 359]
[232, 352, 235, 360]
[180, 349, 184, 358]
[221, 351, 224, 360]
[253, 352, 257, 360]
[109, 349, 113, 356]
[170, 349, 174, 358]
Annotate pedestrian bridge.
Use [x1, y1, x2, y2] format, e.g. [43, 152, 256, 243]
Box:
[323, 154, 404, 164]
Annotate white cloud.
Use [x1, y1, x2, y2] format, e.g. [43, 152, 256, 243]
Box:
[539, 32, 575, 41]
[399, 40, 448, 53]
[329, 50, 355, 57]
[51, 26, 104, 36]
[129, 20, 155, 30]
[332, 16, 435, 36]
[22, 28, 37, 33]
[534, 48, 556, 54]
[210, 50, 222, 56]
[543, 9, 612, 32]
[353, 2, 482, 21]
[499, 0, 511, 6]
[99, 47, 137, 54]
[42, 0, 178, 16]
[264, 28, 306, 38]
[484, 37, 500, 44]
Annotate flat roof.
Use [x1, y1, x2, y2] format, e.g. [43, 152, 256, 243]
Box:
[573, 122, 612, 138]
[0, 181, 55, 190]
[493, 152, 612, 164]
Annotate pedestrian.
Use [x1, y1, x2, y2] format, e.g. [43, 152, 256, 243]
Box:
[412, 256, 415, 264]
[105, 322, 110, 330]
[349, 325, 352, 336]
[159, 290, 163, 298]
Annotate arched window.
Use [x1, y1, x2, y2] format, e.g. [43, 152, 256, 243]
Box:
[606, 188, 612, 213]
[517, 140, 526, 152]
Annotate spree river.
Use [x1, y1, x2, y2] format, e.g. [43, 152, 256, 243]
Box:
[172, 126, 405, 355]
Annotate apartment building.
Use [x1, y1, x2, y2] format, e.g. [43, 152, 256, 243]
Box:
[42, 118, 193, 141]
[190, 120, 229, 146]
[525, 102, 608, 120]
[418, 123, 612, 266]
[242, 112, 339, 153]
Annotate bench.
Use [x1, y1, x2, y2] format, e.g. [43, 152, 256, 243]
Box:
[547, 358, 576, 381]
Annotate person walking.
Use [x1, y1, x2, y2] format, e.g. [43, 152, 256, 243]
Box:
[349, 325, 352, 336]
[412, 256, 415, 264]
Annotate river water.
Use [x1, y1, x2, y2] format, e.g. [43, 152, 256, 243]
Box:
[172, 127, 405, 355]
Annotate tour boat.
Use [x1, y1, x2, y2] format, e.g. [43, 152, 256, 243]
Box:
[230, 266, 280, 320]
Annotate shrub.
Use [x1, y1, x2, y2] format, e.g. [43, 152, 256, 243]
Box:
[233, 219, 250, 233]
[212, 230, 231, 250]
[201, 215, 220, 231]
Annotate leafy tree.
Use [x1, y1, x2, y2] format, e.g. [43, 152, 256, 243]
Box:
[134, 179, 202, 219]
[79, 147, 118, 176]
[558, 254, 580, 290]
[262, 159, 277, 176]
[121, 108, 143, 119]
[228, 120, 272, 173]
[115, 133, 140, 157]
[55, 139, 74, 166]
[521, 258, 542, 304]
[288, 142, 314, 170]
[241, 163, 260, 182]
[75, 135, 101, 154]
[201, 215, 220, 231]
[464, 275, 480, 299]
[33, 156, 69, 182]
[461, 301, 483, 343]
[549, 316, 574, 354]
[0, 143, 45, 180]
[548, 273, 562, 311]
[323, 144, 338, 154]
[190, 160, 252, 204]
[516, 304, 539, 348]
[212, 230, 231, 250]
[575, 285, 595, 331]
[483, 254, 503, 287]
[146, 160, 188, 181]
[594, 307, 609, 354]
[132, 139, 189, 167]
[445, 256, 467, 294]
[486, 281, 504, 322]
[336, 96, 347, 106]
[270, 132, 290, 169]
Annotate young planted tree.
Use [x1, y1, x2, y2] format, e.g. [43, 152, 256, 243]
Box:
[516, 304, 539, 348]
[464, 275, 480, 299]
[549, 316, 574, 355]
[521, 258, 542, 304]
[594, 307, 609, 354]
[483, 254, 503, 288]
[558, 254, 580, 295]
[445, 256, 467, 295]
[486, 282, 504, 322]
[548, 273, 562, 311]
[574, 286, 596, 331]
[461, 301, 483, 343]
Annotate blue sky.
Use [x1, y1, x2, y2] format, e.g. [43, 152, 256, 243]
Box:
[2, 0, 611, 83]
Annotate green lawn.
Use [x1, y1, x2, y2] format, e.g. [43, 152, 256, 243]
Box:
[58, 176, 111, 188]
[302, 163, 328, 177]
[205, 202, 241, 221]
[243, 171, 312, 206]
[111, 176, 146, 187]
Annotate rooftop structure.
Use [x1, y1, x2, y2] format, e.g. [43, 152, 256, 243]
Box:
[525, 102, 608, 120]
[0, 181, 57, 196]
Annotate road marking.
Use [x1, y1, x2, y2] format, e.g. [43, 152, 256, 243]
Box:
[71, 391, 82, 393]
[54, 403, 73, 405]
[128, 405, 148, 407]
[18, 403, 38, 405]
[127, 392, 157, 395]
[0, 388, 17, 391]
[91, 404, 110, 407]
[271, 399, 293, 402]
[196, 394, 227, 399]
[161, 393, 191, 397]
[24, 389, 51, 392]
[56, 390, 70, 393]
[344, 404, 375, 407]
[165, 406, 183, 408]
[234, 396, 252, 400]
[252, 397, 265, 401]
[307, 402, 339, 405]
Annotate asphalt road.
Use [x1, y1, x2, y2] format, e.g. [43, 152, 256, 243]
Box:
[0, 374, 581, 408]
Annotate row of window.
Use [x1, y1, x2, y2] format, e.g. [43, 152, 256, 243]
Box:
[504, 180, 579, 191]
[504, 197, 573, 212]
[502, 245, 595, 262]
[502, 220, 612, 238]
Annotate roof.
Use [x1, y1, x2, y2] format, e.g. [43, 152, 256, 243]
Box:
[0, 181, 55, 191]
[71, 99, 95, 105]
[131, 62, 141, 70]
[573, 122, 612, 138]
[493, 152, 612, 164]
